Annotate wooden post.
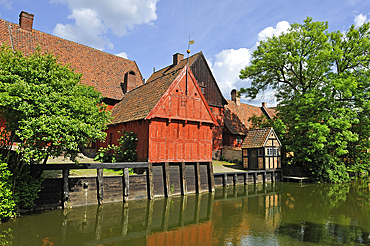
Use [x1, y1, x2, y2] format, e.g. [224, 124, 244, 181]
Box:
[244, 172, 248, 185]
[223, 174, 228, 187]
[180, 162, 187, 196]
[254, 172, 257, 184]
[123, 168, 129, 202]
[97, 168, 104, 205]
[263, 172, 266, 183]
[62, 169, 69, 209]
[163, 162, 172, 197]
[147, 163, 154, 200]
[195, 162, 201, 193]
[207, 161, 215, 192]
[233, 174, 237, 186]
[271, 171, 275, 182]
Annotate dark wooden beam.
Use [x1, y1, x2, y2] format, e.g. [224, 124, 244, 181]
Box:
[207, 162, 215, 192]
[97, 168, 104, 205]
[195, 162, 201, 193]
[147, 163, 154, 200]
[163, 162, 171, 197]
[180, 162, 187, 196]
[123, 168, 129, 202]
[62, 169, 69, 209]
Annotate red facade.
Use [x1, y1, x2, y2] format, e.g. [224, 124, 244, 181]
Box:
[100, 67, 217, 163]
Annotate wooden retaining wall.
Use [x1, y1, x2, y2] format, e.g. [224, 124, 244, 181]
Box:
[32, 163, 282, 210]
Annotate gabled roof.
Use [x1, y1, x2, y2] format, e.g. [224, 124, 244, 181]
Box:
[147, 53, 199, 82]
[224, 100, 267, 135]
[111, 67, 182, 124]
[0, 17, 142, 101]
[147, 52, 227, 107]
[241, 127, 275, 148]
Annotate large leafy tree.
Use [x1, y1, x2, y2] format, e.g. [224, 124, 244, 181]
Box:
[240, 17, 370, 182]
[0, 44, 110, 165]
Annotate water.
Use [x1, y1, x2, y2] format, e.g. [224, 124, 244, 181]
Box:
[1, 181, 370, 245]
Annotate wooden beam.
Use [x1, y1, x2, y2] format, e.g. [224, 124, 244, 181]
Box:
[233, 174, 237, 186]
[180, 162, 187, 196]
[207, 162, 215, 192]
[31, 162, 149, 170]
[195, 162, 201, 193]
[163, 162, 172, 197]
[147, 163, 154, 200]
[123, 168, 129, 202]
[97, 169, 104, 205]
[223, 174, 228, 187]
[62, 169, 69, 209]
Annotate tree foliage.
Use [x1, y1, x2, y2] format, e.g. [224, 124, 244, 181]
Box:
[240, 17, 370, 182]
[0, 44, 110, 164]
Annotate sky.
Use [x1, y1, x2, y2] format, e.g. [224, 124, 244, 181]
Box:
[1, 0, 370, 107]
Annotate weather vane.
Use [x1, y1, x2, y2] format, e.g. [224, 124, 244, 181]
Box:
[186, 36, 194, 95]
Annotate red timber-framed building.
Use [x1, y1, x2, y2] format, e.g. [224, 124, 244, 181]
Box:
[101, 65, 218, 163]
[145, 52, 227, 159]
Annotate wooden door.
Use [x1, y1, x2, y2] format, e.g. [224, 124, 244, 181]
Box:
[249, 149, 258, 169]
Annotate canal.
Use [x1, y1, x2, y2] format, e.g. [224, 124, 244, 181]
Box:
[1, 180, 370, 245]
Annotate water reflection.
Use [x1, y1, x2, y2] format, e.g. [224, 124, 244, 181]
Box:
[1, 181, 370, 245]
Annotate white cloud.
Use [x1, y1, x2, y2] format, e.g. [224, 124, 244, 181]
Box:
[116, 52, 128, 59]
[354, 13, 367, 27]
[0, 0, 12, 9]
[210, 21, 290, 106]
[53, 0, 158, 50]
[211, 48, 251, 99]
[54, 8, 113, 50]
[257, 20, 290, 42]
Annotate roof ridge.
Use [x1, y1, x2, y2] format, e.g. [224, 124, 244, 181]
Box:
[4, 18, 133, 62]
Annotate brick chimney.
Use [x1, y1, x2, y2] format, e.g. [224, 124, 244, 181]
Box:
[173, 53, 184, 66]
[19, 11, 34, 32]
[231, 89, 240, 106]
[262, 102, 267, 108]
[122, 71, 138, 94]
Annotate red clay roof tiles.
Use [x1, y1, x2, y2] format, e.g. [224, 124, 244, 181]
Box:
[241, 127, 273, 148]
[0, 18, 142, 101]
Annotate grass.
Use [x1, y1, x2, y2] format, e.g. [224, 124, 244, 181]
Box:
[42, 168, 124, 178]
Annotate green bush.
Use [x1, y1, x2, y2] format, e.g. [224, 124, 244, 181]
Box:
[95, 131, 138, 163]
[0, 160, 15, 221]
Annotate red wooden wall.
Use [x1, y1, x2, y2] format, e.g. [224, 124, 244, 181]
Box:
[148, 119, 213, 163]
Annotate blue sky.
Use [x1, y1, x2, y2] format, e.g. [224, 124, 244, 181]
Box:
[1, 0, 370, 106]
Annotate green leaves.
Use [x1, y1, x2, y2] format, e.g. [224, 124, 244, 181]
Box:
[241, 17, 370, 182]
[0, 44, 111, 164]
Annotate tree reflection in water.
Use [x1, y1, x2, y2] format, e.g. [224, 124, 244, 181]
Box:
[0, 180, 369, 245]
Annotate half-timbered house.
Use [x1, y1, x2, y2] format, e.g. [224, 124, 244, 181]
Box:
[241, 127, 282, 169]
[101, 65, 218, 163]
[149, 52, 227, 158]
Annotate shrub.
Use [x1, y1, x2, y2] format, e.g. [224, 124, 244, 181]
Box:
[0, 160, 15, 221]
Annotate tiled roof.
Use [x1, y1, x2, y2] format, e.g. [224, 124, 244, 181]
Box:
[241, 127, 273, 148]
[224, 100, 266, 135]
[147, 53, 200, 82]
[263, 107, 277, 119]
[0, 18, 142, 100]
[111, 66, 183, 124]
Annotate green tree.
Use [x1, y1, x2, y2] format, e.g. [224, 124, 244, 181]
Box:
[0, 44, 110, 164]
[0, 44, 111, 215]
[240, 17, 370, 182]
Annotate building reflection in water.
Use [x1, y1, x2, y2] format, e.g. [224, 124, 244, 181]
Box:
[2, 181, 370, 245]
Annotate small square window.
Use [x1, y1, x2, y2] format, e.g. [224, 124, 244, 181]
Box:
[258, 149, 263, 156]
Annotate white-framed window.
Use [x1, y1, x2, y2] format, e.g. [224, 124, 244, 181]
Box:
[266, 147, 280, 156]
